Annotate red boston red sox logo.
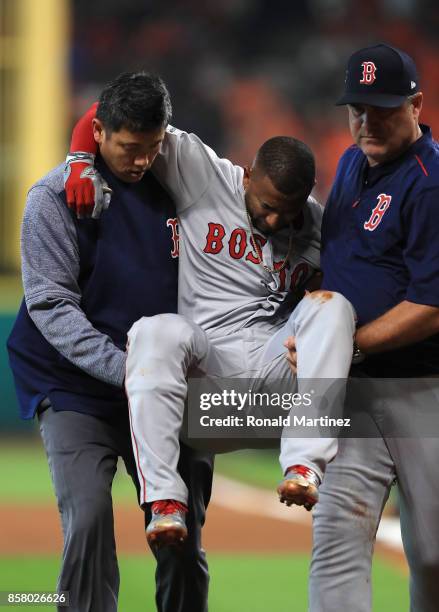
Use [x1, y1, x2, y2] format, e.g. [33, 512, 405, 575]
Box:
[203, 222, 310, 291]
[203, 222, 267, 263]
[166, 218, 179, 258]
[360, 61, 377, 85]
[363, 194, 392, 231]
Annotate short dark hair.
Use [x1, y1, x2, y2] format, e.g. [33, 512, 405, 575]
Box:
[96, 71, 172, 134]
[255, 137, 315, 198]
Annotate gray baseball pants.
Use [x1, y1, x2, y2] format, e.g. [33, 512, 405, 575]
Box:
[38, 405, 213, 612]
[309, 378, 439, 612]
[125, 291, 356, 506]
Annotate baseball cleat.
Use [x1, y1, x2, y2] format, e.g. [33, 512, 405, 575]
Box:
[146, 500, 188, 548]
[277, 465, 320, 511]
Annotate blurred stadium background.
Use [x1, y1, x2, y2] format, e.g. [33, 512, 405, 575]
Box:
[1, 0, 438, 609]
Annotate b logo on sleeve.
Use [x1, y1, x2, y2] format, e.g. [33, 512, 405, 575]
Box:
[166, 218, 180, 258]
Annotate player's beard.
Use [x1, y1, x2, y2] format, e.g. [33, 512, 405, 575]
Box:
[247, 211, 272, 236]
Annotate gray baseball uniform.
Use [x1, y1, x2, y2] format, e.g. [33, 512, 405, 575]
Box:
[125, 127, 356, 505]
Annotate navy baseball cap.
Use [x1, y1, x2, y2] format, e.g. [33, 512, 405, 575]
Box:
[336, 43, 419, 108]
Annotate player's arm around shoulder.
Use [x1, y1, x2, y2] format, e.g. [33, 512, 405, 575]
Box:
[153, 125, 241, 211]
[22, 171, 126, 386]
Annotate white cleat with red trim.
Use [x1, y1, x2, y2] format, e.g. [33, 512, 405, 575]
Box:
[277, 464, 320, 511]
[146, 499, 188, 548]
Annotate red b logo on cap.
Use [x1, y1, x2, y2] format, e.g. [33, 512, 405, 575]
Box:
[360, 61, 377, 85]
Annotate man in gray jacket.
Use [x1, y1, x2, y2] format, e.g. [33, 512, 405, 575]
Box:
[7, 72, 213, 612]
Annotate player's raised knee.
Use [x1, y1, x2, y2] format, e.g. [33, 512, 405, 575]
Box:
[128, 313, 205, 355]
[307, 290, 355, 319]
[306, 289, 334, 304]
[129, 313, 184, 342]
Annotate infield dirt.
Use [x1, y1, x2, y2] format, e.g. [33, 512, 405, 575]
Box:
[0, 498, 407, 573]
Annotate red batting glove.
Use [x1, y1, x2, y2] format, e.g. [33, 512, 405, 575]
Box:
[64, 155, 96, 218]
[65, 102, 102, 218]
[64, 154, 112, 219]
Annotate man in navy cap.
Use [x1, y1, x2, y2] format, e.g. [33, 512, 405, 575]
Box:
[287, 44, 439, 611]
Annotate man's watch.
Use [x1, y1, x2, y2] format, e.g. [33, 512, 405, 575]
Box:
[352, 341, 365, 365]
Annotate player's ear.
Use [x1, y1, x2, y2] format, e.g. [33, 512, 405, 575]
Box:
[243, 165, 251, 190]
[92, 118, 105, 145]
[411, 92, 423, 119]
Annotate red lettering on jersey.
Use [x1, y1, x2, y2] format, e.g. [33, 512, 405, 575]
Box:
[363, 193, 392, 231]
[229, 228, 247, 260]
[360, 61, 377, 85]
[273, 260, 290, 292]
[246, 234, 267, 264]
[290, 262, 309, 290]
[166, 218, 179, 258]
[204, 222, 226, 254]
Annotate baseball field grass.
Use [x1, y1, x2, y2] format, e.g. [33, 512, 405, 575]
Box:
[0, 441, 408, 611]
[0, 554, 408, 611]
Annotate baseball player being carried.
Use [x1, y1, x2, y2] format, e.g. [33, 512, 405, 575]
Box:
[65, 97, 356, 547]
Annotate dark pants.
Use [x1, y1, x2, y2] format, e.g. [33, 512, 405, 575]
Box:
[38, 406, 213, 612]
